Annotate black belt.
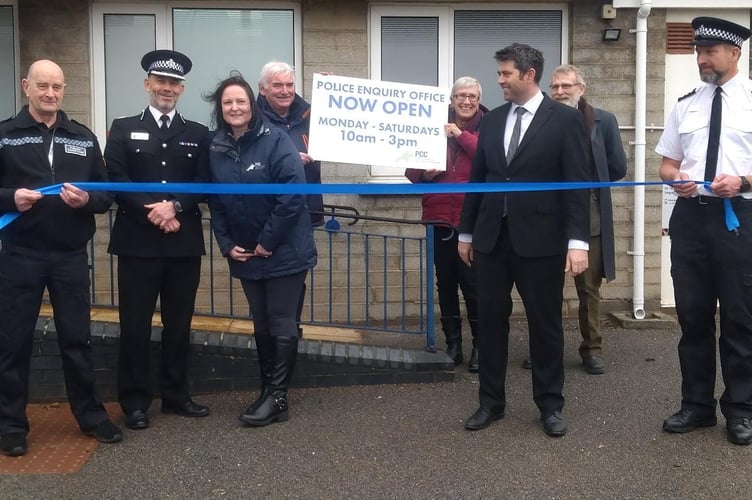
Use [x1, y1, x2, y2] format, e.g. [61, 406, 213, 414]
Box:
[689, 196, 752, 206]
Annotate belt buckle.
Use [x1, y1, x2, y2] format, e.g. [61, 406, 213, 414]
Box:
[698, 195, 709, 205]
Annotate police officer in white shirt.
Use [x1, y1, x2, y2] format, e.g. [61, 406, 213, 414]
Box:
[657, 16, 752, 445]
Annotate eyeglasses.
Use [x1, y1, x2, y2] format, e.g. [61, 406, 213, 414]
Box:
[549, 83, 580, 91]
[453, 93, 479, 102]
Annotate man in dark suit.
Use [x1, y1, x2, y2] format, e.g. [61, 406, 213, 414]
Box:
[458, 43, 591, 437]
[104, 50, 210, 430]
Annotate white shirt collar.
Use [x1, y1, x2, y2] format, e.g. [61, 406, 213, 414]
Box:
[510, 90, 544, 116]
[148, 106, 176, 126]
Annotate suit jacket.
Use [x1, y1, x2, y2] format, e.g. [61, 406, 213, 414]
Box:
[459, 95, 590, 257]
[105, 108, 210, 257]
[589, 106, 627, 281]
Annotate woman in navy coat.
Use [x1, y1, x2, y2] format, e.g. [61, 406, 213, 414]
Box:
[205, 73, 316, 426]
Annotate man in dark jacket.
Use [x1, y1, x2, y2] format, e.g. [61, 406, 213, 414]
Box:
[257, 61, 324, 227]
[105, 50, 210, 431]
[0, 59, 122, 456]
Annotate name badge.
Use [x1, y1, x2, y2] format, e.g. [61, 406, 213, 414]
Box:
[131, 132, 149, 141]
[64, 144, 87, 157]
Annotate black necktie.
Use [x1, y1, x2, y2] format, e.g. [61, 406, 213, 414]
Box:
[506, 106, 525, 163]
[160, 115, 169, 131]
[704, 86, 722, 182]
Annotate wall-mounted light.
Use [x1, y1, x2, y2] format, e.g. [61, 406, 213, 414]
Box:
[602, 28, 622, 42]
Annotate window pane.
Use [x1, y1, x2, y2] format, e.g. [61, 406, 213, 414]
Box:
[455, 10, 562, 109]
[173, 8, 294, 127]
[104, 14, 155, 128]
[381, 17, 438, 86]
[0, 6, 15, 119]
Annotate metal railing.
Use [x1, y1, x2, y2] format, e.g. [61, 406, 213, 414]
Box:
[87, 205, 444, 351]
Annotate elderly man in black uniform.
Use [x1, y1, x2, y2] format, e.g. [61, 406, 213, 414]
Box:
[0, 59, 122, 456]
[658, 17, 752, 445]
[105, 50, 210, 430]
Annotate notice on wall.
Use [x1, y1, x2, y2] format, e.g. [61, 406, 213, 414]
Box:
[308, 74, 450, 171]
[661, 184, 677, 235]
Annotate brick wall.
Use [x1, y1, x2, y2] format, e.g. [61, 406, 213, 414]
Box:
[18, 0, 92, 126]
[28, 318, 454, 403]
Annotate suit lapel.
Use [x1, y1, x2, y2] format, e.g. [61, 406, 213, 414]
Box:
[507, 96, 555, 174]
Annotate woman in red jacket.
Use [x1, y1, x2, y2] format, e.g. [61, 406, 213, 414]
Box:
[405, 76, 487, 372]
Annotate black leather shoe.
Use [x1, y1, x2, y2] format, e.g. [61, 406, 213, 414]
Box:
[464, 407, 505, 431]
[582, 355, 605, 375]
[468, 347, 479, 373]
[541, 411, 567, 437]
[726, 417, 752, 445]
[162, 400, 210, 418]
[124, 410, 150, 430]
[522, 358, 532, 370]
[83, 420, 123, 443]
[0, 433, 27, 457]
[663, 409, 716, 433]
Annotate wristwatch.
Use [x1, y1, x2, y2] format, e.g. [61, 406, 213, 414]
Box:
[740, 176, 751, 193]
[171, 199, 184, 213]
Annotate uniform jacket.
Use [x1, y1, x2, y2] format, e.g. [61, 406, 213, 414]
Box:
[581, 99, 627, 281]
[208, 116, 317, 281]
[459, 95, 590, 257]
[0, 106, 112, 251]
[405, 105, 488, 227]
[257, 93, 324, 226]
[105, 108, 209, 257]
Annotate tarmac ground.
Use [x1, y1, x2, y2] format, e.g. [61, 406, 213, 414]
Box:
[1, 317, 750, 499]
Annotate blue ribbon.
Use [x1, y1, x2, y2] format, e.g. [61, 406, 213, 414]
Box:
[0, 179, 725, 231]
[700, 181, 740, 233]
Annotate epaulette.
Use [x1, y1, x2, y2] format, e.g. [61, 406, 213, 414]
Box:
[71, 119, 96, 135]
[0, 114, 15, 124]
[677, 88, 697, 102]
[178, 112, 207, 127]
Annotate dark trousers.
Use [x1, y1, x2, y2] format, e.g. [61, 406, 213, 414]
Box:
[574, 234, 603, 358]
[241, 271, 308, 337]
[474, 222, 566, 414]
[0, 246, 107, 435]
[434, 226, 478, 324]
[117, 256, 201, 413]
[670, 197, 752, 419]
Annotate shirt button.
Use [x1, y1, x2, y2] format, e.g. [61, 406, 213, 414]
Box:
[161, 180, 167, 183]
[162, 161, 167, 166]
[187, 153, 193, 158]
[136, 148, 140, 153]
[162, 143, 167, 149]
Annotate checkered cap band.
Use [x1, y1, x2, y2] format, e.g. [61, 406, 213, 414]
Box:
[695, 24, 745, 47]
[148, 58, 184, 74]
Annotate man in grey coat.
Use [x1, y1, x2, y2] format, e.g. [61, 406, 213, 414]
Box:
[545, 64, 627, 374]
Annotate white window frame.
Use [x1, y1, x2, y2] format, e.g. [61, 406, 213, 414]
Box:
[90, 1, 302, 144]
[1, 0, 20, 115]
[368, 2, 569, 183]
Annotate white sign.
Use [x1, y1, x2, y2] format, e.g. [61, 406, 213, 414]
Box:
[661, 184, 678, 234]
[308, 74, 450, 170]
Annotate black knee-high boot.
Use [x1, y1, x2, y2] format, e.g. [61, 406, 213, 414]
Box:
[441, 316, 463, 365]
[240, 336, 298, 426]
[242, 334, 275, 416]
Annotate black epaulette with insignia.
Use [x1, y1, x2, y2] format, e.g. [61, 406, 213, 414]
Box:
[71, 119, 95, 134]
[678, 88, 697, 101]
